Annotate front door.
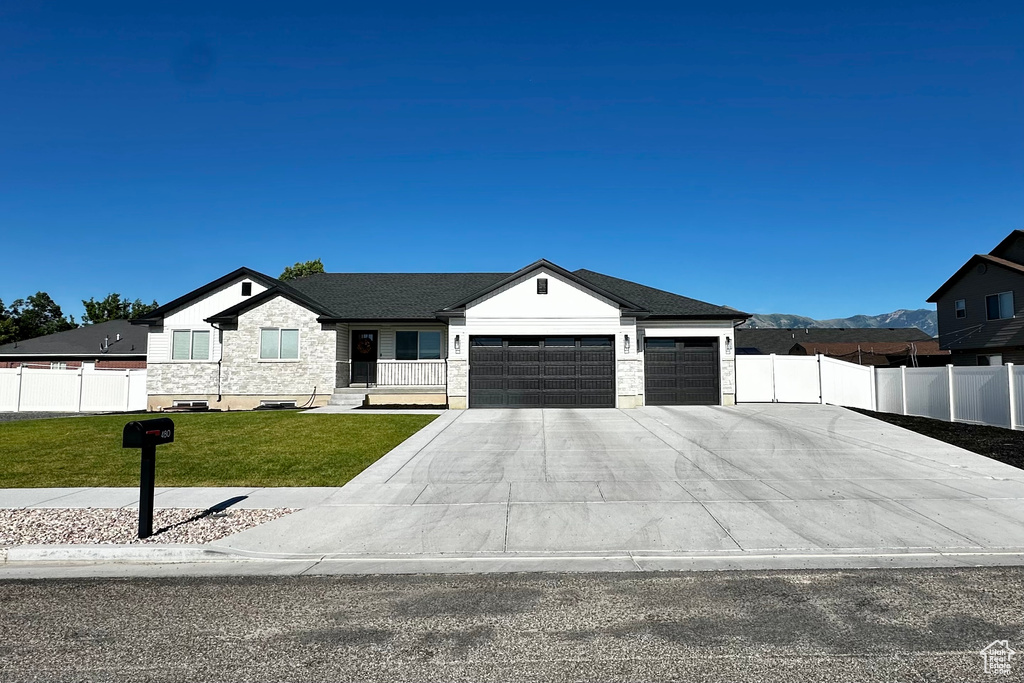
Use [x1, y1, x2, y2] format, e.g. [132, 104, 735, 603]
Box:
[351, 330, 378, 385]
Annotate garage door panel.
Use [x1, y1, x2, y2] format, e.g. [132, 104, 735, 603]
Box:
[470, 336, 615, 408]
[644, 337, 720, 406]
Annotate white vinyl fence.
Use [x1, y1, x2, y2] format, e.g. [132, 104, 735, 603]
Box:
[736, 354, 875, 410]
[0, 366, 147, 413]
[738, 353, 1024, 430]
[879, 364, 1022, 429]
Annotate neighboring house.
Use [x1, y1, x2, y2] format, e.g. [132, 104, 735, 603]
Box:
[0, 319, 147, 370]
[735, 327, 934, 357]
[131, 260, 750, 411]
[928, 229, 1024, 366]
[786, 340, 949, 367]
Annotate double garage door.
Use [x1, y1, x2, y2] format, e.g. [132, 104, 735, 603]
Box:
[468, 335, 721, 408]
[469, 336, 615, 408]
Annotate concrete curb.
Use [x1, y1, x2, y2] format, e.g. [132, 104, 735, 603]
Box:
[5, 543, 1024, 573]
[3, 544, 239, 564]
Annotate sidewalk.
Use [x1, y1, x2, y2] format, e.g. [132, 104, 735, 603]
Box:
[0, 486, 346, 510]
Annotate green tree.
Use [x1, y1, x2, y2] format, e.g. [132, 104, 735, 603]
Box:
[6, 292, 77, 341]
[0, 300, 15, 345]
[81, 293, 159, 325]
[279, 259, 325, 281]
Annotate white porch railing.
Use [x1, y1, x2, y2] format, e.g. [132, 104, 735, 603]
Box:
[353, 360, 446, 387]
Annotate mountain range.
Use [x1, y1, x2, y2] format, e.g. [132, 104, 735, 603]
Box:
[740, 309, 937, 337]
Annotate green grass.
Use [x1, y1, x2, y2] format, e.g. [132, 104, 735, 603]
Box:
[0, 412, 437, 488]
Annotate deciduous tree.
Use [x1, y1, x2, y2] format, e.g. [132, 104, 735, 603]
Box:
[279, 259, 325, 281]
[82, 293, 159, 325]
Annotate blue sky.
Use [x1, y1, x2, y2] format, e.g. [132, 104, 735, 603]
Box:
[1, 1, 1021, 321]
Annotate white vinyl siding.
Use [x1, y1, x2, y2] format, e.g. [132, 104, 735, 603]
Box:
[149, 277, 268, 364]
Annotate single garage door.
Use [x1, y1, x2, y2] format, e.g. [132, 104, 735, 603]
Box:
[644, 337, 720, 405]
[469, 336, 615, 408]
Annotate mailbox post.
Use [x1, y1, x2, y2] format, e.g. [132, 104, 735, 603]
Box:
[122, 418, 174, 539]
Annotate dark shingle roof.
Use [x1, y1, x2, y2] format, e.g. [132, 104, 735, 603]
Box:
[0, 320, 147, 357]
[283, 267, 748, 320]
[286, 272, 510, 320]
[737, 327, 933, 356]
[573, 270, 749, 319]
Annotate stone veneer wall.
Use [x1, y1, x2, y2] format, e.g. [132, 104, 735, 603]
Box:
[147, 296, 336, 409]
[446, 359, 468, 409]
[220, 297, 336, 397]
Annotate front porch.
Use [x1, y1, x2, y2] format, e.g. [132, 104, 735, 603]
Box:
[333, 360, 447, 408]
[338, 359, 447, 389]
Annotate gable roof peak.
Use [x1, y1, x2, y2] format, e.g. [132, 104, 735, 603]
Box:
[436, 258, 649, 314]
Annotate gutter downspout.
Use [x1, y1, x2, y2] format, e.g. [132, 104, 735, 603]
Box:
[210, 323, 224, 403]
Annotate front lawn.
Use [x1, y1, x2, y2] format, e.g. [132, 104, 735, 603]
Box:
[0, 412, 437, 488]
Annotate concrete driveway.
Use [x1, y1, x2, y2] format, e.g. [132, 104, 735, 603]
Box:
[215, 405, 1024, 570]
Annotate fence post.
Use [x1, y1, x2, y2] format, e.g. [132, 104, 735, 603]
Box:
[769, 354, 777, 402]
[76, 366, 84, 413]
[900, 365, 908, 416]
[946, 364, 955, 423]
[817, 354, 825, 404]
[870, 365, 877, 411]
[1008, 363, 1016, 430]
[14, 366, 23, 412]
[125, 369, 132, 412]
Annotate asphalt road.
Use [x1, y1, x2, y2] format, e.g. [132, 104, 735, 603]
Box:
[1, 567, 1022, 682]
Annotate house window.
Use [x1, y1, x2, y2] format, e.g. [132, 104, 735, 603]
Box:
[537, 278, 548, 295]
[986, 292, 1014, 320]
[241, 282, 252, 296]
[395, 331, 442, 360]
[260, 328, 299, 360]
[172, 330, 210, 360]
[50, 362, 67, 370]
[954, 299, 966, 319]
[978, 354, 1003, 366]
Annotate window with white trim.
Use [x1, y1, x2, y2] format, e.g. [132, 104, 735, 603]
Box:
[395, 331, 442, 360]
[986, 292, 1014, 320]
[171, 330, 210, 360]
[954, 299, 966, 319]
[260, 328, 299, 360]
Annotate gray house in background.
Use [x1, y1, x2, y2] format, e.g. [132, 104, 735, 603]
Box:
[0, 319, 147, 370]
[928, 229, 1024, 365]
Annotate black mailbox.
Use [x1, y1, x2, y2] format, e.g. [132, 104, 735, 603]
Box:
[122, 418, 175, 449]
[122, 417, 174, 539]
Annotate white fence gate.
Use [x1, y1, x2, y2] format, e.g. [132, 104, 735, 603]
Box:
[0, 367, 147, 413]
[736, 354, 875, 410]
[739, 354, 1024, 431]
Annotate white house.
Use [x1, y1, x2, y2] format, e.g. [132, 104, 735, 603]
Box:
[132, 260, 749, 410]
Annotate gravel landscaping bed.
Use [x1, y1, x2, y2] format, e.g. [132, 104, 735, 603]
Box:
[0, 507, 295, 545]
